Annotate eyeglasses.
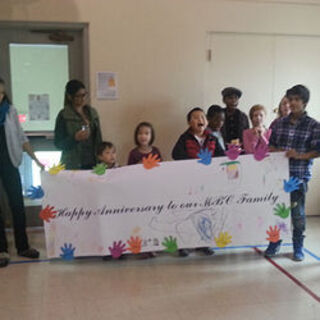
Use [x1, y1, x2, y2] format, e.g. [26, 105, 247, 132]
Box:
[74, 92, 88, 99]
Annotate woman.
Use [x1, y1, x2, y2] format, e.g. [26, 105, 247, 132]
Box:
[54, 80, 102, 170]
[270, 96, 290, 130]
[0, 78, 43, 268]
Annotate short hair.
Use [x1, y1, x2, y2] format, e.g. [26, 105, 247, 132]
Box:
[134, 122, 155, 146]
[249, 104, 267, 120]
[97, 141, 115, 156]
[187, 107, 204, 122]
[207, 105, 224, 119]
[286, 85, 310, 104]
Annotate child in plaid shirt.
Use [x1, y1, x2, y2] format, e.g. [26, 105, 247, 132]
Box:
[265, 85, 320, 261]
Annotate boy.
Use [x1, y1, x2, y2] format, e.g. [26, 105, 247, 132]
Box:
[221, 87, 249, 145]
[207, 105, 226, 152]
[172, 107, 223, 257]
[265, 85, 320, 261]
[97, 141, 119, 169]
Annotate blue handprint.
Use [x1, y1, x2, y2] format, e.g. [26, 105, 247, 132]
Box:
[26, 186, 44, 199]
[197, 148, 212, 165]
[60, 243, 76, 261]
[283, 177, 301, 193]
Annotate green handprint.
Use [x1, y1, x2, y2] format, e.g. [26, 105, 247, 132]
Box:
[273, 203, 290, 219]
[92, 163, 107, 176]
[162, 236, 178, 253]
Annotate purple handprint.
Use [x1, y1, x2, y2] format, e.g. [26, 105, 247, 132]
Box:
[108, 240, 126, 259]
[225, 144, 242, 160]
[254, 141, 269, 161]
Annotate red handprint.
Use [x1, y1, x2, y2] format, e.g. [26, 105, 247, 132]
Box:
[142, 154, 160, 170]
[39, 205, 57, 223]
[266, 226, 280, 243]
[127, 236, 142, 254]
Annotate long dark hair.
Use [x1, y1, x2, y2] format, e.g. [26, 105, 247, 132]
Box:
[64, 79, 86, 107]
[0, 78, 11, 104]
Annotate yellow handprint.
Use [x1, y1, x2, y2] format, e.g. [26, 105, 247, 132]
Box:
[214, 232, 232, 248]
[48, 163, 65, 175]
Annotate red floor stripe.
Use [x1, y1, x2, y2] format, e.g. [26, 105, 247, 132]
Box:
[254, 247, 320, 303]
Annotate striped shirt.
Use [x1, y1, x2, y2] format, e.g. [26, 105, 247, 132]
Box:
[269, 113, 320, 182]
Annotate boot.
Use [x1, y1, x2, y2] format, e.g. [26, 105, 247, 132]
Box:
[293, 236, 305, 262]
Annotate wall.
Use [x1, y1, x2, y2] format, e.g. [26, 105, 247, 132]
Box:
[1, 0, 320, 214]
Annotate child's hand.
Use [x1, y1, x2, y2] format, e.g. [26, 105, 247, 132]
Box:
[266, 226, 280, 243]
[127, 236, 142, 254]
[254, 141, 269, 161]
[48, 163, 65, 175]
[92, 163, 107, 176]
[214, 231, 232, 248]
[286, 149, 300, 159]
[108, 241, 127, 259]
[39, 205, 57, 223]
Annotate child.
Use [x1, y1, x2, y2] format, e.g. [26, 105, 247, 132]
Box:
[172, 107, 223, 257]
[97, 141, 119, 168]
[270, 96, 291, 130]
[207, 105, 226, 152]
[128, 122, 162, 165]
[243, 105, 272, 154]
[265, 85, 320, 261]
[220, 87, 249, 145]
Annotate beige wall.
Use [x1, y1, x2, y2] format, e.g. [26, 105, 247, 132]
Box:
[1, 0, 320, 214]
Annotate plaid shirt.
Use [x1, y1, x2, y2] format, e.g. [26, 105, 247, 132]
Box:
[269, 112, 320, 181]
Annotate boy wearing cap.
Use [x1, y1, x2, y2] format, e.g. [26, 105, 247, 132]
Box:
[221, 87, 249, 145]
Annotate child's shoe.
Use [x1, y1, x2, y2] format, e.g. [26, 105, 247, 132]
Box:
[293, 237, 305, 262]
[264, 240, 282, 258]
[196, 247, 215, 256]
[178, 249, 190, 257]
[18, 248, 39, 259]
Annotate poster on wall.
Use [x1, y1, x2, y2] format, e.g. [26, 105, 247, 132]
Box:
[96, 71, 119, 100]
[28, 94, 50, 121]
[41, 153, 291, 259]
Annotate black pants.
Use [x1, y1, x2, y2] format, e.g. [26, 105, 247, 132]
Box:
[0, 161, 29, 253]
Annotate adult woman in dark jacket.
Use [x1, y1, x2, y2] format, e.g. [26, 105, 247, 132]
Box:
[54, 80, 102, 170]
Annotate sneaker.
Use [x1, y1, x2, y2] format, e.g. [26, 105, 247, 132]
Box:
[18, 248, 39, 259]
[197, 247, 215, 256]
[178, 249, 190, 257]
[293, 250, 304, 262]
[264, 240, 282, 258]
[0, 252, 10, 268]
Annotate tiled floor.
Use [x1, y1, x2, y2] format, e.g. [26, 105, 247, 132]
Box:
[1, 217, 319, 320]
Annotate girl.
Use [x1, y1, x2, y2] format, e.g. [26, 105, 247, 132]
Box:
[243, 105, 272, 154]
[270, 96, 290, 130]
[127, 122, 162, 165]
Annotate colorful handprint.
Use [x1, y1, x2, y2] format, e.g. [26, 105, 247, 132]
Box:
[197, 148, 212, 166]
[39, 205, 57, 223]
[142, 154, 160, 170]
[162, 236, 178, 253]
[214, 232, 232, 248]
[266, 226, 281, 243]
[283, 177, 300, 193]
[26, 186, 44, 199]
[48, 163, 65, 175]
[60, 243, 75, 260]
[253, 141, 269, 161]
[108, 240, 126, 259]
[92, 163, 107, 176]
[127, 236, 142, 254]
[274, 203, 290, 219]
[225, 144, 242, 160]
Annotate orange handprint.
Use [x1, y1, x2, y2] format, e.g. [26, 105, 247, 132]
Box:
[39, 205, 57, 223]
[142, 154, 160, 170]
[127, 236, 142, 254]
[266, 226, 281, 243]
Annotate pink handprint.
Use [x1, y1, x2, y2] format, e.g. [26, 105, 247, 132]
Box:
[225, 144, 242, 160]
[254, 141, 269, 161]
[108, 240, 126, 259]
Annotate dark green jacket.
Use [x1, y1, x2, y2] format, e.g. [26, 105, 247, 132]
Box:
[54, 104, 102, 169]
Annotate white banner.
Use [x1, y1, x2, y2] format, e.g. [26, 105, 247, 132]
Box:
[41, 153, 291, 259]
